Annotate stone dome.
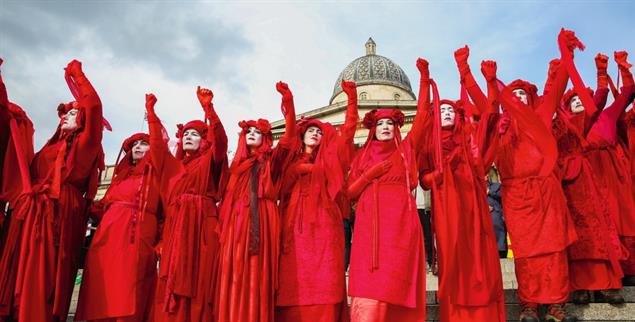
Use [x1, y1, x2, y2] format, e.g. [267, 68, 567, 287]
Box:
[330, 38, 414, 104]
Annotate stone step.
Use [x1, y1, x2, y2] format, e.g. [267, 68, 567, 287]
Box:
[426, 303, 635, 321]
[423, 287, 635, 304]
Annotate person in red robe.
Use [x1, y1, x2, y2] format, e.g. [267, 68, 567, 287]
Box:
[275, 80, 358, 322]
[215, 81, 297, 322]
[76, 132, 163, 321]
[568, 50, 635, 288]
[554, 50, 628, 304]
[0, 58, 35, 321]
[146, 86, 228, 322]
[494, 29, 581, 322]
[418, 46, 505, 322]
[346, 57, 430, 322]
[9, 59, 106, 322]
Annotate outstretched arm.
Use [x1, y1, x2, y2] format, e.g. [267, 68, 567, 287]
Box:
[408, 58, 433, 151]
[271, 81, 299, 184]
[337, 80, 359, 167]
[196, 86, 227, 163]
[145, 93, 181, 193]
[593, 53, 610, 111]
[481, 60, 500, 114]
[65, 60, 103, 150]
[454, 46, 489, 115]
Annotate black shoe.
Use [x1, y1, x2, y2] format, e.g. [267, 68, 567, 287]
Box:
[571, 290, 590, 304]
[623, 275, 635, 286]
[519, 302, 539, 322]
[594, 289, 625, 305]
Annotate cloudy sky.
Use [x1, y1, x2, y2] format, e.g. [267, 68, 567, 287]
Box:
[1, 0, 633, 163]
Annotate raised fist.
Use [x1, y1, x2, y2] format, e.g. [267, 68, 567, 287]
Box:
[615, 51, 632, 69]
[480, 60, 497, 82]
[276, 81, 292, 99]
[595, 53, 609, 71]
[65, 59, 83, 75]
[454, 46, 470, 66]
[416, 58, 430, 79]
[145, 93, 157, 114]
[342, 80, 357, 97]
[196, 86, 214, 107]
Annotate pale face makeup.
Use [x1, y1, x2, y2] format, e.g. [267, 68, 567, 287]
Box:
[182, 129, 201, 151]
[512, 88, 528, 105]
[303, 125, 323, 150]
[570, 95, 584, 114]
[61, 108, 79, 131]
[440, 103, 456, 127]
[131, 140, 150, 161]
[375, 118, 395, 141]
[246, 126, 263, 147]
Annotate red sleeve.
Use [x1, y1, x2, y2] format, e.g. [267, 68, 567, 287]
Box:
[336, 88, 359, 168]
[147, 110, 182, 194]
[535, 62, 569, 129]
[407, 75, 432, 152]
[460, 65, 489, 115]
[474, 111, 501, 172]
[485, 78, 500, 114]
[588, 85, 635, 144]
[69, 69, 103, 152]
[593, 87, 609, 112]
[206, 105, 228, 164]
[271, 94, 299, 184]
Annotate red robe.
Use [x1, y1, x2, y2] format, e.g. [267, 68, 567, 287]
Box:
[275, 92, 358, 322]
[13, 63, 105, 322]
[216, 96, 296, 322]
[584, 85, 635, 275]
[497, 64, 577, 303]
[420, 64, 505, 322]
[149, 106, 228, 322]
[76, 147, 162, 321]
[347, 102, 429, 321]
[0, 65, 34, 319]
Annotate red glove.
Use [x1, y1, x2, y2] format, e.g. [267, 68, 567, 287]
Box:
[558, 28, 585, 57]
[454, 46, 470, 76]
[145, 93, 157, 115]
[615, 51, 632, 69]
[480, 60, 497, 82]
[276, 81, 293, 115]
[64, 59, 83, 76]
[342, 80, 357, 98]
[498, 113, 511, 134]
[197, 86, 214, 106]
[416, 58, 430, 80]
[595, 53, 609, 73]
[364, 160, 392, 180]
[421, 170, 442, 189]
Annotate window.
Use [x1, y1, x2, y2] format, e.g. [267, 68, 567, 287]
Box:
[359, 92, 368, 100]
[394, 93, 400, 100]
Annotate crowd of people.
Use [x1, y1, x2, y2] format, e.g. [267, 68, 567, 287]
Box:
[0, 27, 633, 322]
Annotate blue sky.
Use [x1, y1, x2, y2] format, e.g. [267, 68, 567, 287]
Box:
[1, 1, 633, 163]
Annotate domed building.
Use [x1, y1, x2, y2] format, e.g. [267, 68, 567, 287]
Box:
[270, 38, 419, 146]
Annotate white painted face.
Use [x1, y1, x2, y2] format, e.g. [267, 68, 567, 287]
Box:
[569, 95, 584, 114]
[182, 129, 201, 151]
[131, 140, 150, 161]
[61, 108, 79, 131]
[303, 125, 323, 148]
[246, 126, 263, 147]
[440, 103, 456, 127]
[512, 89, 528, 105]
[375, 118, 395, 141]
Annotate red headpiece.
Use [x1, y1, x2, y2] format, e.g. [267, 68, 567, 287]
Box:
[362, 109, 405, 130]
[562, 87, 594, 107]
[121, 132, 150, 153]
[175, 120, 209, 161]
[297, 116, 325, 136]
[231, 119, 274, 169]
[508, 79, 539, 107]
